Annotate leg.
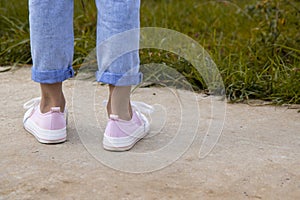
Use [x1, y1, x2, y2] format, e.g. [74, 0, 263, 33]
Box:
[23, 0, 74, 143]
[95, 0, 141, 120]
[96, 0, 152, 151]
[29, 0, 74, 112]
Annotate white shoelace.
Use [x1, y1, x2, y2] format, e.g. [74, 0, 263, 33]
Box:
[23, 97, 41, 110]
[23, 97, 68, 124]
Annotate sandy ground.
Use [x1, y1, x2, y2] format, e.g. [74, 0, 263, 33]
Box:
[0, 67, 299, 200]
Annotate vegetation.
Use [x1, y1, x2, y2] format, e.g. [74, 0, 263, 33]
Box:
[0, 0, 299, 104]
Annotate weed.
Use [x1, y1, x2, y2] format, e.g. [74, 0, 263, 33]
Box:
[0, 0, 299, 104]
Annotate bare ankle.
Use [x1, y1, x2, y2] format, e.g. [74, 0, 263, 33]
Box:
[116, 110, 131, 121]
[40, 96, 65, 113]
[107, 85, 132, 120]
[40, 82, 65, 113]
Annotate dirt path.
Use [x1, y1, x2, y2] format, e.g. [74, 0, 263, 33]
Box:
[0, 67, 299, 199]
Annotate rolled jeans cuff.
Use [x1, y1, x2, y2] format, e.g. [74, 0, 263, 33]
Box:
[96, 71, 143, 86]
[31, 66, 74, 84]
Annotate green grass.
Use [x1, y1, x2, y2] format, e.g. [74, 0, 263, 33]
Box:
[0, 0, 299, 104]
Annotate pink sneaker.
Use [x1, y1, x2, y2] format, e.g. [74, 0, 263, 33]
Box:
[103, 101, 154, 151]
[23, 97, 67, 144]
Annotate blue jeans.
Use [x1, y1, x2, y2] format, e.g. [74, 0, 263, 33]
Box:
[29, 0, 142, 86]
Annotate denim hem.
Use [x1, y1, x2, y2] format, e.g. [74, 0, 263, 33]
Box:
[31, 66, 74, 84]
[96, 71, 143, 86]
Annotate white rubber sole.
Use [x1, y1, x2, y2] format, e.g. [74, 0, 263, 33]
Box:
[103, 122, 150, 152]
[24, 118, 66, 144]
